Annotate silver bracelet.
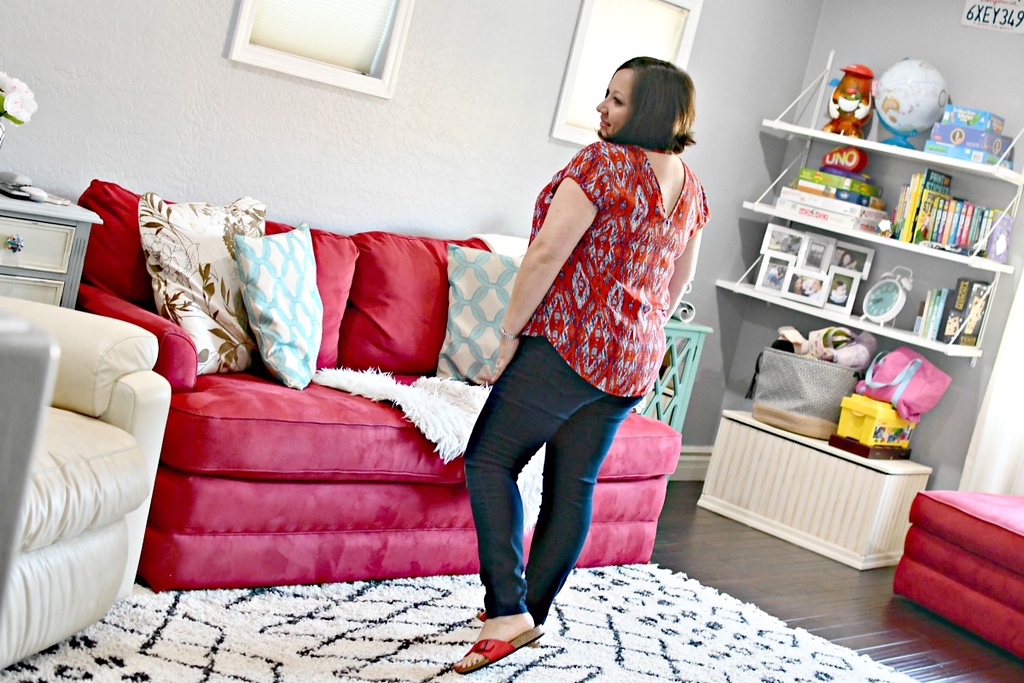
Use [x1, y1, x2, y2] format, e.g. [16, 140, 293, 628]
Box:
[498, 326, 520, 340]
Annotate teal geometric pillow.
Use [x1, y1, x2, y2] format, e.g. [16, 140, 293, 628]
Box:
[437, 245, 522, 383]
[234, 226, 323, 390]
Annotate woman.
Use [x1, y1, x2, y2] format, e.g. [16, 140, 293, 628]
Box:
[454, 56, 710, 674]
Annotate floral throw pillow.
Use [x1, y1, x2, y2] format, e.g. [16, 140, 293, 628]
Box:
[437, 245, 522, 383]
[138, 192, 266, 374]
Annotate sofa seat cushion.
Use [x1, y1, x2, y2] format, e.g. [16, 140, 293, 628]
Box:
[601, 414, 681, 480]
[161, 375, 680, 485]
[908, 490, 1024, 575]
[19, 408, 148, 553]
[162, 373, 466, 484]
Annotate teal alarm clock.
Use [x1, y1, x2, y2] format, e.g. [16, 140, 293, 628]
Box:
[861, 266, 913, 325]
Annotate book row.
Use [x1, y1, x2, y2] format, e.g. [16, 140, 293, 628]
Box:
[913, 278, 992, 347]
[888, 168, 1011, 260]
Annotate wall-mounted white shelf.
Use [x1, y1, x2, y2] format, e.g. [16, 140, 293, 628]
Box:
[743, 201, 1015, 275]
[761, 119, 1024, 186]
[716, 279, 983, 359]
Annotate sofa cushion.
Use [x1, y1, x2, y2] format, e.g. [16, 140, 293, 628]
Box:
[161, 373, 467, 484]
[235, 226, 323, 389]
[78, 180, 154, 309]
[19, 408, 148, 553]
[139, 192, 266, 375]
[438, 245, 521, 383]
[158, 373, 679, 485]
[337, 232, 486, 375]
[266, 221, 358, 370]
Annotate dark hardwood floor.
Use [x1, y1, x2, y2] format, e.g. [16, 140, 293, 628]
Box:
[651, 480, 1024, 683]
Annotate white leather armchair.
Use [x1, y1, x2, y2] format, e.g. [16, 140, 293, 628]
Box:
[0, 295, 171, 669]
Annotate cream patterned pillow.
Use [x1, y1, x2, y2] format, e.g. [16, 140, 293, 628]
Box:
[438, 245, 522, 383]
[234, 226, 323, 390]
[139, 192, 266, 374]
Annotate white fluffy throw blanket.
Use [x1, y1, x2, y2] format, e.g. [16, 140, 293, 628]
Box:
[313, 368, 544, 528]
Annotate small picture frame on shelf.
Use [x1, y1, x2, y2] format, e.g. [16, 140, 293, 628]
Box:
[823, 267, 860, 315]
[760, 223, 805, 257]
[830, 241, 874, 279]
[782, 267, 829, 307]
[754, 253, 795, 294]
[797, 234, 836, 273]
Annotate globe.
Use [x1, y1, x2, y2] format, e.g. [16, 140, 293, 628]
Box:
[874, 58, 949, 149]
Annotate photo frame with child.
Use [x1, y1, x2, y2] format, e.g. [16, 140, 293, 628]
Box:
[823, 267, 860, 315]
[781, 267, 829, 307]
[754, 253, 795, 294]
[829, 241, 874, 279]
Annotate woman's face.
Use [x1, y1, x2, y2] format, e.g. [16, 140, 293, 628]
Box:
[597, 68, 634, 139]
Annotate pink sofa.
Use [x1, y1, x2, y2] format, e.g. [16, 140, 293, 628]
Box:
[74, 180, 683, 592]
[893, 490, 1024, 659]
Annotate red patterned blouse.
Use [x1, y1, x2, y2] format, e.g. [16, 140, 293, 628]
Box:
[521, 141, 710, 397]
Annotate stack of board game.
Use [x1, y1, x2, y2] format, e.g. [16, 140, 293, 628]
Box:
[925, 104, 1014, 169]
[776, 167, 886, 232]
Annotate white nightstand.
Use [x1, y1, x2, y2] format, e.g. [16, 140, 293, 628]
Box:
[0, 194, 101, 308]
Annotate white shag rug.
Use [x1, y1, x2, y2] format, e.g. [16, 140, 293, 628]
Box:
[2, 564, 916, 683]
[313, 368, 544, 529]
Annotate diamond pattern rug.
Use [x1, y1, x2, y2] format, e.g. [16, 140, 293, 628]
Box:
[2, 564, 915, 682]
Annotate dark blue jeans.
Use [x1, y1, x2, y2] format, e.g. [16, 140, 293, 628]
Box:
[463, 335, 641, 625]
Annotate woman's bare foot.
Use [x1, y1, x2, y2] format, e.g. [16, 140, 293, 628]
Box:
[454, 613, 536, 673]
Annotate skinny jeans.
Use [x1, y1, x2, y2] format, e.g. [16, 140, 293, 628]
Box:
[463, 335, 641, 625]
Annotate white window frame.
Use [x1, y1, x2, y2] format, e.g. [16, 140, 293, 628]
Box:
[551, 0, 704, 146]
[228, 0, 416, 99]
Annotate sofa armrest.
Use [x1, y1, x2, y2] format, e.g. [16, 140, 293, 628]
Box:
[0, 295, 161, 417]
[104, 370, 171, 598]
[77, 283, 198, 392]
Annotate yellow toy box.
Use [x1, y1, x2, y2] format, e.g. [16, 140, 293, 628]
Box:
[837, 394, 915, 448]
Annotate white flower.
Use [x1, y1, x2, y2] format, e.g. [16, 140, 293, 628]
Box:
[0, 71, 38, 125]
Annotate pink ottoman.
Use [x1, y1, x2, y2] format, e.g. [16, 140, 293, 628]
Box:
[893, 490, 1024, 659]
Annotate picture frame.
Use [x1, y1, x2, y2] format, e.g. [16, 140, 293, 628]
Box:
[760, 223, 805, 258]
[797, 234, 836, 273]
[829, 241, 875, 279]
[754, 253, 795, 295]
[781, 267, 829, 307]
[823, 267, 861, 315]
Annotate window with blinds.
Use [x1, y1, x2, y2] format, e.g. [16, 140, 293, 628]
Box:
[551, 0, 704, 146]
[229, 0, 415, 99]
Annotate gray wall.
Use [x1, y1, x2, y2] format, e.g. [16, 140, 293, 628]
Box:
[1, 0, 1014, 489]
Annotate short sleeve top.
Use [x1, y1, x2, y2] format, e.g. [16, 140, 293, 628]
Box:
[521, 141, 710, 397]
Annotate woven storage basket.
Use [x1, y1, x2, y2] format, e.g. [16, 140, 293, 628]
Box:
[751, 347, 859, 439]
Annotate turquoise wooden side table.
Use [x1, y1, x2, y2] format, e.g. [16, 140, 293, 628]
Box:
[641, 319, 713, 434]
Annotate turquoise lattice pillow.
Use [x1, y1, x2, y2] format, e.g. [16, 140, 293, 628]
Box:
[438, 245, 522, 383]
[234, 226, 323, 390]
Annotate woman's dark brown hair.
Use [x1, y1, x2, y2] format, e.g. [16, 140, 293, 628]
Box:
[607, 56, 696, 153]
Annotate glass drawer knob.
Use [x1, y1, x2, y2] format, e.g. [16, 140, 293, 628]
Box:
[5, 234, 24, 253]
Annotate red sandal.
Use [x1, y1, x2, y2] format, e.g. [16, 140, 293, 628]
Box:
[452, 625, 544, 674]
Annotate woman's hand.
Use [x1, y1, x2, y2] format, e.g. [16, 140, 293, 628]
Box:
[483, 336, 520, 385]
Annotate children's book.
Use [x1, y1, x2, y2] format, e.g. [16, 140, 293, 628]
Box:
[940, 278, 974, 343]
[919, 289, 937, 338]
[927, 288, 950, 341]
[958, 281, 993, 346]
